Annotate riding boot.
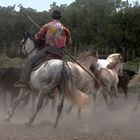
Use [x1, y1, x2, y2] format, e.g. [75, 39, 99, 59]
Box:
[14, 62, 33, 88]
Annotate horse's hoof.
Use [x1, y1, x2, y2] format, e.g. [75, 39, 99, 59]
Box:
[39, 121, 53, 127]
[65, 109, 71, 114]
[25, 122, 32, 126]
[53, 124, 57, 130]
[132, 106, 137, 112]
[4, 116, 10, 122]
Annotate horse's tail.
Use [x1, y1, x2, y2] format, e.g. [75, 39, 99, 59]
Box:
[60, 62, 90, 107]
[128, 73, 140, 87]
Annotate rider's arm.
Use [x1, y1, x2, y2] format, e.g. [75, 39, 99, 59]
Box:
[34, 24, 48, 40]
[64, 27, 72, 48]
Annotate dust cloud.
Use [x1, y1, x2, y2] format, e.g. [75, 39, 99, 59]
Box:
[0, 91, 140, 140]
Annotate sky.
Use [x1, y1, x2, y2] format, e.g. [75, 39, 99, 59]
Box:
[0, 0, 139, 12]
[0, 0, 75, 11]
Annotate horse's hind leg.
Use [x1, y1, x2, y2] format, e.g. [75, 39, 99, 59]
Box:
[51, 98, 56, 115]
[53, 95, 65, 128]
[30, 94, 36, 112]
[5, 88, 29, 121]
[122, 87, 128, 99]
[26, 89, 46, 125]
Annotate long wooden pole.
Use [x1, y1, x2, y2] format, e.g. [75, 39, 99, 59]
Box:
[18, 4, 110, 92]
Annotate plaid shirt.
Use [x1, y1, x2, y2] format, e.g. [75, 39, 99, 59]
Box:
[35, 20, 71, 48]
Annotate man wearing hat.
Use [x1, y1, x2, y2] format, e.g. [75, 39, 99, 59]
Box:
[15, 9, 72, 88]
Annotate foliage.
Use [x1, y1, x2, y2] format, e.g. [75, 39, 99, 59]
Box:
[0, 53, 24, 67]
[0, 0, 140, 57]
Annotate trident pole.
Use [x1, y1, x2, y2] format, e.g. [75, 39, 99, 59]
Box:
[18, 4, 110, 92]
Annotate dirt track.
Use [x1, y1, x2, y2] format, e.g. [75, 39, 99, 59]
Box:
[0, 92, 140, 140]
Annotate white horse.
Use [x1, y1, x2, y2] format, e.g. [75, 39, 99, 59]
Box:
[90, 53, 123, 108]
[5, 34, 98, 128]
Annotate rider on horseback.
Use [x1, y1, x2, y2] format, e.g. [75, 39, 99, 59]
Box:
[15, 9, 72, 88]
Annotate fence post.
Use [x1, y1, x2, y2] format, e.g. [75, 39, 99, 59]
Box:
[126, 49, 129, 61]
[113, 48, 116, 53]
[105, 46, 108, 57]
[3, 42, 7, 53]
[132, 50, 135, 61]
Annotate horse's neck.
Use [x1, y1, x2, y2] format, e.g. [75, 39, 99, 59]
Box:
[78, 58, 93, 69]
[112, 63, 122, 75]
[28, 49, 38, 59]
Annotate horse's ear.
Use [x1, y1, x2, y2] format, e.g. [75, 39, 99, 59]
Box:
[23, 32, 26, 37]
[23, 32, 30, 38]
[91, 50, 98, 58]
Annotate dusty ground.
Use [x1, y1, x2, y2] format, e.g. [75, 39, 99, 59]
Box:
[0, 91, 140, 140]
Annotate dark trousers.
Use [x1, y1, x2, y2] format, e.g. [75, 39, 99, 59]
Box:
[20, 46, 63, 82]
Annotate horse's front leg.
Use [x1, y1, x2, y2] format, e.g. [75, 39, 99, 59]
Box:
[65, 104, 73, 114]
[113, 85, 118, 98]
[102, 90, 111, 109]
[110, 85, 118, 106]
[77, 107, 81, 119]
[5, 88, 28, 121]
[92, 87, 101, 112]
[53, 95, 65, 129]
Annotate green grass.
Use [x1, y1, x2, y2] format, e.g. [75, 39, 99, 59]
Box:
[0, 52, 140, 72]
[124, 57, 140, 71]
[0, 53, 24, 67]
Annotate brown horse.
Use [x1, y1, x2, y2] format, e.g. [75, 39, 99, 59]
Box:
[0, 67, 21, 108]
[128, 73, 140, 110]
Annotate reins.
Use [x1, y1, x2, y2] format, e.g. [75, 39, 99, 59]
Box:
[20, 36, 36, 58]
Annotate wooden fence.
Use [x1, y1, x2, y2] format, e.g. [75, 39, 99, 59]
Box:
[0, 41, 136, 61]
[68, 44, 136, 61]
[0, 41, 20, 58]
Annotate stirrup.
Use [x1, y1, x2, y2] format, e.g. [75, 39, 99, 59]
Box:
[14, 81, 28, 88]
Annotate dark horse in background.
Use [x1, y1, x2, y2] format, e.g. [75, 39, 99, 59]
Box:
[118, 69, 137, 99]
[0, 67, 58, 111]
[0, 67, 21, 108]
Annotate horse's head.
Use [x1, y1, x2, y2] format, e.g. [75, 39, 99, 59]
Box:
[107, 53, 123, 64]
[18, 32, 38, 59]
[107, 53, 123, 76]
[78, 50, 98, 69]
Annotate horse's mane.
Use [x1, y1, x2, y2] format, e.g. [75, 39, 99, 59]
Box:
[107, 62, 118, 69]
[106, 53, 122, 69]
[77, 50, 97, 62]
[107, 53, 122, 62]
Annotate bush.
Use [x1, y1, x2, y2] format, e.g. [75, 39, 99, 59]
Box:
[0, 53, 24, 67]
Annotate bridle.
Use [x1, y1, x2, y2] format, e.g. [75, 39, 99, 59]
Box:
[19, 34, 36, 58]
